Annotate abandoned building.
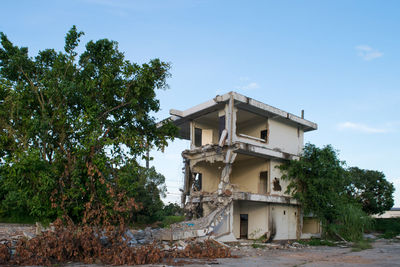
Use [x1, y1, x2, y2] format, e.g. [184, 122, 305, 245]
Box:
[166, 92, 320, 241]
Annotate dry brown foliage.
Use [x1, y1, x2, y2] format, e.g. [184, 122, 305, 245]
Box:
[0, 242, 11, 265]
[0, 151, 232, 266]
[0, 218, 232, 266]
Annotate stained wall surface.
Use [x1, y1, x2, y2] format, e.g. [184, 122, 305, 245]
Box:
[302, 217, 321, 234]
[269, 159, 291, 197]
[235, 113, 304, 157]
[270, 204, 298, 240]
[192, 161, 223, 193]
[191, 121, 220, 147]
[230, 158, 269, 194]
[267, 119, 304, 155]
[236, 116, 268, 141]
[233, 200, 269, 239]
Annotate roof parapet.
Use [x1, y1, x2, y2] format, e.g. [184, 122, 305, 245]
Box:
[169, 91, 317, 132]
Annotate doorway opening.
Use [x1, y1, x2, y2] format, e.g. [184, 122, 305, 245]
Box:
[240, 214, 248, 239]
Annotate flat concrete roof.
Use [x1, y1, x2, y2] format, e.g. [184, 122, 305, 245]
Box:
[169, 92, 317, 139]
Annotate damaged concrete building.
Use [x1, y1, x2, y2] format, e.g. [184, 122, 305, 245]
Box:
[167, 92, 320, 241]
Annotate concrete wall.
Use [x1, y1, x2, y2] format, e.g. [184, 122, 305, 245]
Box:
[270, 159, 291, 197]
[302, 218, 321, 234]
[192, 121, 220, 147]
[267, 119, 303, 155]
[373, 210, 400, 218]
[233, 201, 269, 239]
[234, 115, 304, 157]
[190, 107, 304, 157]
[236, 117, 268, 142]
[270, 204, 298, 240]
[192, 161, 223, 193]
[230, 158, 269, 194]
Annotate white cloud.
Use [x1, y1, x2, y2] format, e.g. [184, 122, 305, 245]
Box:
[236, 82, 260, 90]
[337, 122, 388, 133]
[355, 45, 383, 61]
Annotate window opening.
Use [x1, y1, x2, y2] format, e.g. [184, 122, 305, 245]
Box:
[260, 129, 268, 141]
[259, 171, 268, 194]
[192, 173, 202, 191]
[194, 127, 202, 147]
[219, 116, 226, 138]
[240, 214, 248, 239]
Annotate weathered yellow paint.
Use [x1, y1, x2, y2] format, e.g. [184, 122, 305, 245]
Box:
[193, 161, 223, 193]
[191, 121, 220, 147]
[230, 158, 269, 194]
[302, 218, 321, 234]
[270, 159, 291, 197]
[202, 129, 213, 146]
[233, 200, 269, 239]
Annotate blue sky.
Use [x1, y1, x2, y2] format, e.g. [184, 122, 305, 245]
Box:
[1, 0, 399, 206]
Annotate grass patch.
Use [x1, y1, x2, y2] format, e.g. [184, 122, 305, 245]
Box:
[0, 215, 36, 224]
[298, 238, 335, 247]
[351, 239, 372, 252]
[370, 218, 400, 239]
[161, 215, 185, 228]
[251, 243, 266, 249]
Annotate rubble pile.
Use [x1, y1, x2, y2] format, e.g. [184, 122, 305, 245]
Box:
[0, 222, 233, 266]
[231, 241, 308, 251]
[0, 224, 36, 243]
[158, 199, 233, 241]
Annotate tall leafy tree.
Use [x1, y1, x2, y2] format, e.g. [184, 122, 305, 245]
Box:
[347, 167, 394, 215]
[279, 143, 349, 224]
[0, 26, 177, 223]
[279, 143, 393, 240]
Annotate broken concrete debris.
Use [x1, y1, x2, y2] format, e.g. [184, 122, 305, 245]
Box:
[0, 225, 233, 266]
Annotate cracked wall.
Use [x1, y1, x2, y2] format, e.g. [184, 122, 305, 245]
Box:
[173, 92, 314, 241]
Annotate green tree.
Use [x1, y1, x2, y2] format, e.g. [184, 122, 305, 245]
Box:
[118, 164, 167, 224]
[0, 26, 177, 224]
[279, 143, 349, 223]
[162, 202, 183, 217]
[347, 167, 394, 215]
[279, 143, 375, 241]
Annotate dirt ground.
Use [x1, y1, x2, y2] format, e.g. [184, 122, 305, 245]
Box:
[202, 239, 400, 267]
[2, 223, 400, 267]
[67, 238, 400, 267]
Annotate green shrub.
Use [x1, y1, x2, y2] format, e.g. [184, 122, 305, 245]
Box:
[371, 218, 400, 239]
[251, 243, 266, 249]
[161, 215, 185, 228]
[0, 215, 36, 224]
[325, 204, 372, 241]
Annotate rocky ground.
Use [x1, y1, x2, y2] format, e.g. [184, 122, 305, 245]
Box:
[67, 238, 400, 267]
[0, 223, 36, 243]
[215, 238, 400, 267]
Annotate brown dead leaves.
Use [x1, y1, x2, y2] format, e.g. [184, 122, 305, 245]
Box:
[0, 219, 232, 266]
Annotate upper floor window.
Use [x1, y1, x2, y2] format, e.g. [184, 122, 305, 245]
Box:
[194, 128, 202, 147]
[260, 129, 268, 142]
[259, 171, 268, 194]
[193, 172, 202, 191]
[219, 115, 225, 138]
